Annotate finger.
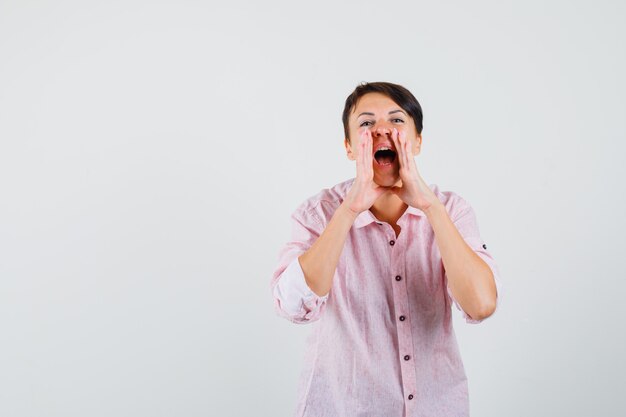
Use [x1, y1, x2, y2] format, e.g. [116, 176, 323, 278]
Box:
[398, 128, 411, 166]
[391, 128, 403, 168]
[403, 131, 412, 159]
[403, 131, 416, 169]
[365, 129, 375, 178]
[354, 129, 366, 176]
[362, 133, 371, 175]
[398, 129, 411, 168]
[359, 130, 372, 178]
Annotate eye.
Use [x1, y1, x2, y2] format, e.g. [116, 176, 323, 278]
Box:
[359, 120, 374, 127]
[391, 118, 405, 123]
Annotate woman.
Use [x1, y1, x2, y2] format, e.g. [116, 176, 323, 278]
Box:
[270, 81, 502, 417]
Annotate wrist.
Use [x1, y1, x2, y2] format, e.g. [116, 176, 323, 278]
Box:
[423, 201, 446, 218]
[338, 201, 360, 221]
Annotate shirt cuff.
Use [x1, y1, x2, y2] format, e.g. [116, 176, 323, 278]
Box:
[273, 256, 330, 316]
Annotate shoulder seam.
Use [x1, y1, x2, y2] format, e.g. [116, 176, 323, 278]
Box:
[297, 200, 324, 227]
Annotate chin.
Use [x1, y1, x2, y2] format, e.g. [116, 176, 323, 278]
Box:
[374, 173, 400, 187]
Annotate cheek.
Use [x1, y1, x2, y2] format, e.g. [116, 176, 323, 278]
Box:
[396, 127, 411, 141]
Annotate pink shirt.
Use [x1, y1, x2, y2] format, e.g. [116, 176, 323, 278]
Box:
[270, 177, 502, 417]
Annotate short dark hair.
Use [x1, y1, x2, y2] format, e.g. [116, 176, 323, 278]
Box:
[342, 81, 423, 144]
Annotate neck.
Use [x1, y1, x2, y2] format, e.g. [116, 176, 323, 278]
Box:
[370, 191, 408, 225]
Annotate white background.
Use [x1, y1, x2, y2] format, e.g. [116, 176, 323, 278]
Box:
[1, 0, 625, 416]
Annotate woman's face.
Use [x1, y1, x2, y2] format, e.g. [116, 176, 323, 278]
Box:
[344, 92, 422, 187]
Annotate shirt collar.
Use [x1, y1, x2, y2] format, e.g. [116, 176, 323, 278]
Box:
[342, 177, 428, 228]
[353, 204, 425, 229]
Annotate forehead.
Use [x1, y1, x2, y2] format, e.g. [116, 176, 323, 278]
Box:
[352, 93, 401, 116]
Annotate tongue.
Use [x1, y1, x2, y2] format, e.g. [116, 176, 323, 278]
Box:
[376, 154, 394, 165]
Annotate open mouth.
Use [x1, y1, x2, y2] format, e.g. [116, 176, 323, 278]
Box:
[374, 149, 397, 166]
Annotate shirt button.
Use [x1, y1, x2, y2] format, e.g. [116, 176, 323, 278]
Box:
[408, 394, 414, 400]
[389, 240, 395, 246]
[395, 275, 402, 281]
[399, 315, 405, 321]
[404, 355, 410, 361]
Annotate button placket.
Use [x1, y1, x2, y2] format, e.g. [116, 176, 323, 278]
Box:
[388, 239, 418, 408]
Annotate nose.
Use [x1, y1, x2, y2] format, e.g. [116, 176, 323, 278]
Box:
[372, 123, 392, 137]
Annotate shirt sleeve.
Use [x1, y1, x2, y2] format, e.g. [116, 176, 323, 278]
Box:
[270, 205, 330, 324]
[444, 198, 503, 324]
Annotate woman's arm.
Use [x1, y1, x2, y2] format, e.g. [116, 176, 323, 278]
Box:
[300, 128, 390, 297]
[387, 127, 498, 321]
[298, 202, 358, 297]
[424, 202, 497, 321]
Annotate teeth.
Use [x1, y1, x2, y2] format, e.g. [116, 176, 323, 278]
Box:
[377, 147, 392, 152]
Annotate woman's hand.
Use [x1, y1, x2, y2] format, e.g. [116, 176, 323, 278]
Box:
[343, 128, 390, 215]
[389, 128, 440, 212]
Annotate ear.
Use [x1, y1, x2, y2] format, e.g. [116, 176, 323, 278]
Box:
[413, 134, 422, 156]
[344, 138, 356, 160]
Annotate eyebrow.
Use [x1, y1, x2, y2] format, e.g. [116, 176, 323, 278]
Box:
[357, 109, 407, 118]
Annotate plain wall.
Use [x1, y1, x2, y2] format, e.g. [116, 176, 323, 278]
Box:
[1, 0, 625, 416]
